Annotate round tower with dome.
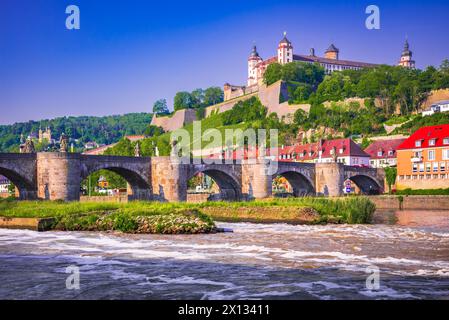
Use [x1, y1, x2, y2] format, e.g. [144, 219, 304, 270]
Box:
[398, 39, 415, 69]
[247, 45, 263, 86]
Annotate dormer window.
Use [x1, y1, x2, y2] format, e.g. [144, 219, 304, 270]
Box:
[415, 140, 423, 147]
[429, 139, 436, 146]
[339, 148, 344, 154]
[444, 138, 449, 145]
[388, 150, 394, 156]
[377, 150, 383, 157]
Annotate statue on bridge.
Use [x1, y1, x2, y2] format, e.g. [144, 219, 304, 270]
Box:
[23, 137, 35, 154]
[134, 142, 141, 157]
[331, 146, 338, 163]
[59, 133, 68, 153]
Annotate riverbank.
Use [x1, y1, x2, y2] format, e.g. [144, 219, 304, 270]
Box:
[0, 197, 376, 232]
[368, 195, 449, 210]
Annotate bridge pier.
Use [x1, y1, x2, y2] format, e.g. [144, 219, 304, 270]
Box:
[37, 153, 81, 201]
[242, 161, 273, 200]
[151, 157, 188, 202]
[315, 163, 345, 197]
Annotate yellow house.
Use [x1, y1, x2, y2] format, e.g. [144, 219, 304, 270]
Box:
[396, 124, 449, 190]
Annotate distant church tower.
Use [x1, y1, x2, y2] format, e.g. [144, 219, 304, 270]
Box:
[277, 32, 293, 65]
[398, 39, 415, 69]
[247, 45, 263, 87]
[39, 126, 52, 143]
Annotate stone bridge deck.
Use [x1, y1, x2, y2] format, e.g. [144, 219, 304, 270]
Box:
[0, 153, 385, 201]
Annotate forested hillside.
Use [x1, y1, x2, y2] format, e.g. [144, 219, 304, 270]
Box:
[0, 113, 152, 152]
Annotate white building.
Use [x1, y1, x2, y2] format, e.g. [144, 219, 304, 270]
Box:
[247, 33, 381, 86]
[0, 175, 10, 194]
[422, 100, 449, 116]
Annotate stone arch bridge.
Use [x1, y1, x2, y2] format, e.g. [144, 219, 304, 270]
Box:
[0, 153, 385, 201]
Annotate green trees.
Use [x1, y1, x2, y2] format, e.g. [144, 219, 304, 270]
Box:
[0, 113, 152, 152]
[221, 97, 267, 125]
[204, 87, 224, 106]
[314, 62, 449, 116]
[384, 167, 398, 194]
[264, 61, 325, 88]
[264, 63, 283, 86]
[173, 87, 224, 111]
[152, 99, 169, 115]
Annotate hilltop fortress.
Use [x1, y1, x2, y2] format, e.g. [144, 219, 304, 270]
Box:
[152, 33, 416, 132]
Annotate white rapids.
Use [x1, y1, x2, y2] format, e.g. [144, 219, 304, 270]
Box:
[0, 210, 448, 300]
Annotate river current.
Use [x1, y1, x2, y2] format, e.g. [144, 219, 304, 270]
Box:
[0, 210, 448, 300]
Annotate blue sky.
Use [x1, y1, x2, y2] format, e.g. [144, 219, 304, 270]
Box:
[1, 0, 448, 125]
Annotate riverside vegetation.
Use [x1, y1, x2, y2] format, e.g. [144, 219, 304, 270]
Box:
[0, 197, 376, 234]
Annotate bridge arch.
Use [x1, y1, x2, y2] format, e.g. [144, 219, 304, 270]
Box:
[188, 167, 242, 201]
[0, 167, 36, 200]
[346, 174, 383, 195]
[80, 157, 152, 200]
[274, 169, 316, 197]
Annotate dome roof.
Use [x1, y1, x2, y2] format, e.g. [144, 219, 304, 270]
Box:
[402, 39, 412, 56]
[279, 32, 292, 46]
[250, 45, 260, 57]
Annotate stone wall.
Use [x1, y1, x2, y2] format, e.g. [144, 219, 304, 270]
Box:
[204, 81, 310, 122]
[80, 195, 129, 203]
[204, 92, 259, 117]
[369, 195, 449, 210]
[150, 109, 197, 132]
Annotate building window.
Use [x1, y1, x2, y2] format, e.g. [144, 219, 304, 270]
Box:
[377, 151, 383, 157]
[419, 164, 425, 172]
[441, 162, 446, 171]
[426, 163, 431, 172]
[412, 163, 418, 173]
[433, 162, 439, 172]
[428, 150, 436, 161]
[443, 149, 449, 160]
[444, 138, 449, 145]
[429, 139, 436, 146]
[415, 140, 422, 147]
[388, 150, 394, 156]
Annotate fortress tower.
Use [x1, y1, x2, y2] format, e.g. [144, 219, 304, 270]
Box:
[324, 44, 339, 60]
[247, 45, 263, 87]
[398, 39, 415, 69]
[277, 32, 293, 65]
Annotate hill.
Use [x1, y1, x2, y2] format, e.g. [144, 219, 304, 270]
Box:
[0, 113, 152, 152]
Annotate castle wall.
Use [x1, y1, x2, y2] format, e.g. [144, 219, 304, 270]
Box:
[150, 108, 197, 132]
[205, 81, 310, 122]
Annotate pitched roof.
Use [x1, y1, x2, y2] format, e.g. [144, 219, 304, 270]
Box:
[294, 54, 378, 68]
[397, 124, 449, 150]
[277, 138, 369, 162]
[326, 44, 339, 53]
[364, 138, 406, 159]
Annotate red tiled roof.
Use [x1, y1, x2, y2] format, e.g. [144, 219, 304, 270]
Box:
[126, 135, 146, 142]
[397, 124, 449, 150]
[277, 138, 369, 162]
[364, 138, 406, 159]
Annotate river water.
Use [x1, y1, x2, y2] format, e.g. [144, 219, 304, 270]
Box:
[0, 210, 448, 300]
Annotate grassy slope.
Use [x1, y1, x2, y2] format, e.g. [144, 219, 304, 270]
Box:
[156, 112, 248, 150]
